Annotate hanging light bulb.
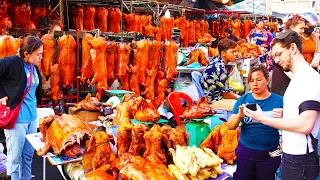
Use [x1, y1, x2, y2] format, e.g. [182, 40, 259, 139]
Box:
[164, 9, 171, 18]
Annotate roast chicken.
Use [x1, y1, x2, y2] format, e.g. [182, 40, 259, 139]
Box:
[117, 123, 134, 157]
[114, 153, 175, 180]
[96, 7, 108, 33]
[113, 101, 131, 125]
[80, 33, 94, 85]
[186, 48, 209, 66]
[9, 2, 31, 28]
[31, 6, 47, 28]
[183, 97, 216, 119]
[85, 170, 116, 180]
[72, 6, 83, 30]
[57, 34, 76, 92]
[71, 93, 103, 112]
[133, 99, 160, 123]
[40, 34, 56, 79]
[128, 124, 149, 156]
[143, 125, 167, 164]
[37, 114, 93, 158]
[84, 6, 95, 30]
[86, 131, 116, 170]
[200, 123, 239, 164]
[108, 8, 121, 33]
[47, 64, 61, 106]
[0, 35, 19, 58]
[87, 37, 109, 98]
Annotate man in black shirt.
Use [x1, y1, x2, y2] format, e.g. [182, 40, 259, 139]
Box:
[225, 28, 239, 42]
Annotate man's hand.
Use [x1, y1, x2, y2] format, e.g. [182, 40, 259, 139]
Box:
[0, 96, 8, 106]
[272, 108, 283, 118]
[243, 104, 265, 122]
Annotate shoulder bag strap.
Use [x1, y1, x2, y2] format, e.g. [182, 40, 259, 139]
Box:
[20, 64, 33, 103]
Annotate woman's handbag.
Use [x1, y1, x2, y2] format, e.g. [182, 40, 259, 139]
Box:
[0, 64, 33, 129]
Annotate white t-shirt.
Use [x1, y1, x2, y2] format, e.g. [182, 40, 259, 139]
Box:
[282, 67, 320, 155]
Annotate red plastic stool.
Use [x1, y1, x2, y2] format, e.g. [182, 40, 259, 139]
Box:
[167, 92, 193, 126]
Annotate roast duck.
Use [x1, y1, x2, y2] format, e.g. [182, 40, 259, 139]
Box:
[9, 2, 31, 28]
[108, 8, 121, 33]
[183, 97, 216, 119]
[37, 114, 94, 158]
[80, 33, 94, 85]
[0, 0, 9, 17]
[0, 35, 19, 58]
[56, 34, 76, 93]
[96, 7, 108, 33]
[72, 6, 84, 30]
[232, 19, 241, 40]
[31, 6, 47, 28]
[242, 19, 253, 39]
[160, 16, 174, 41]
[200, 123, 240, 164]
[83, 6, 95, 31]
[40, 34, 56, 79]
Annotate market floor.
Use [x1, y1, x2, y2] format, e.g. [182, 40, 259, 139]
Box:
[31, 154, 65, 180]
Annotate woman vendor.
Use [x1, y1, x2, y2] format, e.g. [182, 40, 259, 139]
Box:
[200, 38, 239, 103]
[246, 20, 268, 46]
[227, 65, 283, 180]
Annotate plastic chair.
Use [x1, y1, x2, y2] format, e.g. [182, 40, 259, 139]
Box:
[191, 71, 205, 98]
[167, 92, 193, 126]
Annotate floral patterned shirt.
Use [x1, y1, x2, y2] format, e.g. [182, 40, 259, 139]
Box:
[200, 56, 230, 102]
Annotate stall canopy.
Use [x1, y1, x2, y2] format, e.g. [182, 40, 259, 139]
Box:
[272, 11, 288, 18]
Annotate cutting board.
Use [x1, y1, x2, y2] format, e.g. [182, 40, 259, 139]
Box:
[68, 107, 100, 122]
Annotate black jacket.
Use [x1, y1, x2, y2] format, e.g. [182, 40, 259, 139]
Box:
[0, 55, 42, 109]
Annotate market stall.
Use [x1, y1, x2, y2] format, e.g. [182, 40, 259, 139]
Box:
[0, 0, 279, 179]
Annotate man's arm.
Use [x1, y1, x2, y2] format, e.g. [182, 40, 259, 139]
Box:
[244, 106, 318, 134]
[222, 92, 240, 99]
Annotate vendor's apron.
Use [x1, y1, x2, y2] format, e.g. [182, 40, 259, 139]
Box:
[252, 32, 264, 45]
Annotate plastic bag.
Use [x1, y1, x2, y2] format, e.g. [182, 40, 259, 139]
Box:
[174, 73, 200, 101]
[227, 66, 244, 92]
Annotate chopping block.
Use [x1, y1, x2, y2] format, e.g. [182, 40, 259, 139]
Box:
[68, 107, 100, 122]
